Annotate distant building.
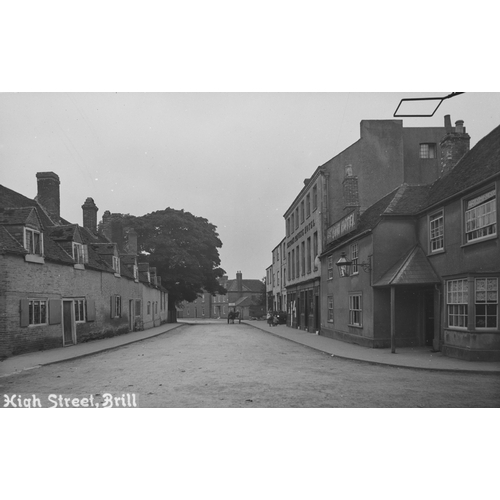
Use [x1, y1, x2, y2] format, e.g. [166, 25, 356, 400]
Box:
[177, 271, 265, 320]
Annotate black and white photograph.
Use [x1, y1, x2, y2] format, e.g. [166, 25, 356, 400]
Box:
[1, 3, 498, 499]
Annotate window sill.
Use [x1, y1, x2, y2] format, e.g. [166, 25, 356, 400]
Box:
[461, 234, 497, 248]
[348, 324, 363, 329]
[74, 264, 85, 270]
[25, 254, 44, 264]
[428, 249, 445, 256]
[114, 273, 121, 278]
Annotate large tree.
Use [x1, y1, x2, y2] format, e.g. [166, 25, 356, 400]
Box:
[122, 208, 226, 321]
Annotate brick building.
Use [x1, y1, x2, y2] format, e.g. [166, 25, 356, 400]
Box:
[0, 172, 168, 359]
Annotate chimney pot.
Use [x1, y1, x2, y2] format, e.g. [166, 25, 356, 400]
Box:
[455, 120, 465, 133]
[444, 115, 452, 133]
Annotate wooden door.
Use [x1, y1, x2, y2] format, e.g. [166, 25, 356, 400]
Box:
[62, 300, 74, 345]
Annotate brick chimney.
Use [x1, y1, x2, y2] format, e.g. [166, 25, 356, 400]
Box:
[36, 172, 60, 221]
[440, 117, 470, 177]
[100, 210, 112, 241]
[342, 165, 360, 210]
[236, 271, 243, 293]
[82, 197, 99, 233]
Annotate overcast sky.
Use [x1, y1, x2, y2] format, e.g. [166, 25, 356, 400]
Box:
[1, 92, 499, 279]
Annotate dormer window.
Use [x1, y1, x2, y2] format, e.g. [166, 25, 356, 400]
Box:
[72, 242, 88, 264]
[112, 256, 120, 274]
[24, 228, 43, 255]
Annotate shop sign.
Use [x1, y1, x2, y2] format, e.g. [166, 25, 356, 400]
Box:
[326, 211, 357, 244]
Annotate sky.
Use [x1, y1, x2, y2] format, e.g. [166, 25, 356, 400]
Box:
[1, 92, 500, 280]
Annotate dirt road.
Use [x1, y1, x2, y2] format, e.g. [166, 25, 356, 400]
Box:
[1, 323, 499, 407]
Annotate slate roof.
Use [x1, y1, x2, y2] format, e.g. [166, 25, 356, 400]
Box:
[373, 245, 441, 287]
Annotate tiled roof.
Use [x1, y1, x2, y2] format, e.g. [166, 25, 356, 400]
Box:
[373, 245, 440, 287]
[0, 226, 26, 255]
[384, 185, 431, 215]
[0, 185, 56, 227]
[47, 225, 78, 241]
[424, 124, 500, 209]
[0, 207, 40, 226]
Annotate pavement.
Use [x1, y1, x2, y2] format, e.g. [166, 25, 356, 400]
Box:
[1, 319, 499, 378]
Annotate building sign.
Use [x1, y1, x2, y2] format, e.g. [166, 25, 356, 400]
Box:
[326, 211, 357, 244]
[287, 219, 315, 248]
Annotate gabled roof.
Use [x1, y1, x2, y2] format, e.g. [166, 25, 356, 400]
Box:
[373, 245, 440, 287]
[47, 224, 79, 242]
[424, 124, 500, 210]
[0, 206, 43, 227]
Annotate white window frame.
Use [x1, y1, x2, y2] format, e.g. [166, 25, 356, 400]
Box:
[429, 210, 444, 253]
[348, 294, 362, 327]
[74, 298, 86, 323]
[327, 295, 334, 323]
[112, 256, 121, 274]
[446, 279, 469, 329]
[72, 242, 88, 264]
[24, 227, 44, 255]
[475, 278, 498, 329]
[327, 256, 333, 280]
[464, 189, 497, 244]
[351, 243, 359, 275]
[28, 298, 48, 326]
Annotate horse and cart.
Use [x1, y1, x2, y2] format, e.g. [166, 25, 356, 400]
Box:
[227, 310, 241, 324]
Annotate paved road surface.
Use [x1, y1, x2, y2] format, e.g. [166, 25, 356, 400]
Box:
[1, 323, 499, 407]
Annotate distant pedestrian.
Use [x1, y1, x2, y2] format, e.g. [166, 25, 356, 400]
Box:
[267, 312, 273, 326]
[272, 314, 279, 327]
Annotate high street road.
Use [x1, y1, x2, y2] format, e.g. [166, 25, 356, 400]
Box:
[1, 322, 499, 407]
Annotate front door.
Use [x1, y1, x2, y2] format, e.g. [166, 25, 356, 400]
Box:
[129, 300, 134, 331]
[62, 300, 75, 346]
[424, 290, 435, 347]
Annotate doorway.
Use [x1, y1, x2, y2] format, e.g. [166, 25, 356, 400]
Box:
[423, 290, 435, 347]
[62, 300, 76, 346]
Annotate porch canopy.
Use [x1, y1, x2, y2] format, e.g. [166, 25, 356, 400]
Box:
[373, 245, 440, 288]
[373, 245, 440, 353]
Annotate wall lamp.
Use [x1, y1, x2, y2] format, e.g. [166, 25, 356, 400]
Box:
[335, 252, 372, 277]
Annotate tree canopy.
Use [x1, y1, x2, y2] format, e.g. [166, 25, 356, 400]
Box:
[122, 208, 226, 312]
